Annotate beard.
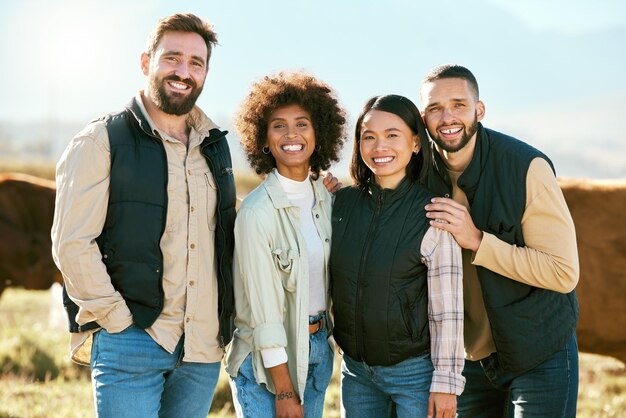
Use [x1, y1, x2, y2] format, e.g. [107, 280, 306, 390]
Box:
[431, 114, 479, 153]
[149, 74, 203, 116]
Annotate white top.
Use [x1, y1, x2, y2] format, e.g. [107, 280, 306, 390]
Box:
[260, 170, 326, 368]
[225, 170, 334, 399]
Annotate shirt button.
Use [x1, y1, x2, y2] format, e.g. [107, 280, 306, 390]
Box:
[189, 281, 195, 287]
[188, 169, 192, 175]
[421, 257, 427, 264]
[186, 317, 191, 323]
[315, 214, 320, 218]
[190, 243, 196, 249]
[325, 238, 330, 243]
[190, 206, 195, 212]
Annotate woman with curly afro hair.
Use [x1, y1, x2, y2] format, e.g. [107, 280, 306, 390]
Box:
[224, 71, 347, 418]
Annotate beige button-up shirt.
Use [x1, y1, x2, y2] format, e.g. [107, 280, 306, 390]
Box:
[52, 92, 222, 365]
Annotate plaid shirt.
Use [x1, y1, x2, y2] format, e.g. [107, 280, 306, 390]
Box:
[421, 226, 465, 395]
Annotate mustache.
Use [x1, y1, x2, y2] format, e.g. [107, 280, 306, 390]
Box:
[163, 75, 197, 89]
[437, 123, 463, 129]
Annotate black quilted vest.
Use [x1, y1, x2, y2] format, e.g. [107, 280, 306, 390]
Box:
[63, 98, 236, 346]
[426, 123, 579, 373]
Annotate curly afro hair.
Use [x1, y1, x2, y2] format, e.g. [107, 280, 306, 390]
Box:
[235, 71, 347, 176]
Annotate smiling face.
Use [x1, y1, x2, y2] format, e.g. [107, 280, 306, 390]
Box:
[265, 103, 316, 181]
[359, 109, 419, 189]
[421, 77, 485, 154]
[141, 30, 208, 116]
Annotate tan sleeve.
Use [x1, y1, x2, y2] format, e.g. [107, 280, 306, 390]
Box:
[472, 158, 579, 293]
[51, 121, 133, 332]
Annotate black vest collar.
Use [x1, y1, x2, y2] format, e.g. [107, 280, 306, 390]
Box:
[456, 123, 490, 203]
[367, 175, 413, 205]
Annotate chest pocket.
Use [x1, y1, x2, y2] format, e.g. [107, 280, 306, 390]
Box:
[272, 248, 299, 292]
[165, 170, 181, 233]
[201, 171, 218, 231]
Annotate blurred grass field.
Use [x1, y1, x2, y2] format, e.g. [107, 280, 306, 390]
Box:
[1, 286, 625, 417]
[1, 162, 625, 417]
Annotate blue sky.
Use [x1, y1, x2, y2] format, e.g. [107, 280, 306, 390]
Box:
[1, 0, 625, 178]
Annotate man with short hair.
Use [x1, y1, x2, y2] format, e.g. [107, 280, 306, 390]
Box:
[52, 13, 236, 417]
[420, 64, 579, 417]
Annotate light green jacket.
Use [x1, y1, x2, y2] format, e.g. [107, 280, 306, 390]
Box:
[224, 171, 334, 399]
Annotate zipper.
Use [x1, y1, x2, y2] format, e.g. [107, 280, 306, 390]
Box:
[201, 138, 232, 344]
[354, 189, 384, 359]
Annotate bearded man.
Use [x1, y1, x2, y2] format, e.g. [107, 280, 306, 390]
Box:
[420, 64, 580, 417]
[52, 13, 236, 418]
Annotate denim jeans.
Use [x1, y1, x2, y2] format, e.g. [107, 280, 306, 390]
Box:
[457, 332, 579, 418]
[230, 322, 334, 418]
[341, 351, 433, 418]
[90, 324, 221, 418]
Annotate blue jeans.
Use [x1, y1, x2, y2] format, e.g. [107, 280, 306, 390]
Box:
[230, 322, 334, 418]
[458, 333, 579, 418]
[341, 351, 433, 418]
[90, 324, 221, 418]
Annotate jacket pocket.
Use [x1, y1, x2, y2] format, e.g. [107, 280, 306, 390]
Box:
[399, 294, 415, 340]
[272, 248, 299, 292]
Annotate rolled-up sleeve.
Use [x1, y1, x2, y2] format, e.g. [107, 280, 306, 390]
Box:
[234, 207, 288, 350]
[421, 226, 465, 395]
[51, 121, 132, 332]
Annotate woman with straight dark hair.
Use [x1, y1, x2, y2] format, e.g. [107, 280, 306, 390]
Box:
[330, 95, 465, 417]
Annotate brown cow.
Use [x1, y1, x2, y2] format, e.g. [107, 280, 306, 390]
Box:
[0, 173, 625, 364]
[559, 178, 626, 364]
[0, 172, 61, 296]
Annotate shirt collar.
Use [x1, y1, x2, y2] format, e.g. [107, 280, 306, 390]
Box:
[134, 91, 220, 143]
[264, 170, 328, 210]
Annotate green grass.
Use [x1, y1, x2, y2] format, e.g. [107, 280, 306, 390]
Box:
[0, 377, 93, 418]
[1, 288, 625, 417]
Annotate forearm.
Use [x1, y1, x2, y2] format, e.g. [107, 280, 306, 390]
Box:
[473, 159, 579, 293]
[235, 207, 291, 348]
[423, 228, 466, 395]
[52, 124, 132, 330]
[268, 362, 303, 417]
[473, 231, 578, 292]
[267, 362, 297, 399]
[56, 253, 132, 331]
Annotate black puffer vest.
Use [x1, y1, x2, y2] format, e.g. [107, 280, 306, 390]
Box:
[63, 98, 236, 346]
[331, 178, 433, 366]
[426, 123, 579, 373]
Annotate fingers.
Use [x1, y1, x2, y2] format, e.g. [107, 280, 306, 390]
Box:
[322, 171, 332, 183]
[429, 197, 465, 210]
[428, 396, 435, 418]
[430, 393, 457, 418]
[425, 200, 466, 217]
[321, 171, 342, 194]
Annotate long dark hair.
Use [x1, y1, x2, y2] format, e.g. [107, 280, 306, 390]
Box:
[350, 94, 431, 188]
